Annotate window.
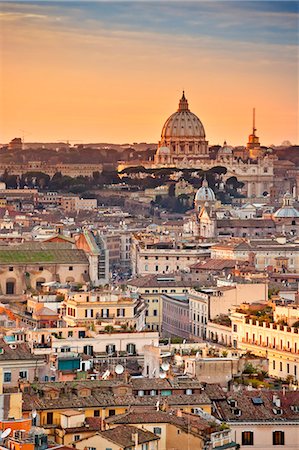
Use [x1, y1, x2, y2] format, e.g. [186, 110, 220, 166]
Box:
[39, 266, 43, 271]
[141, 444, 149, 450]
[69, 266, 73, 271]
[154, 427, 162, 435]
[19, 370, 27, 379]
[280, 362, 283, 372]
[242, 431, 254, 446]
[233, 324, 237, 332]
[46, 412, 53, 425]
[108, 409, 115, 417]
[273, 431, 285, 445]
[87, 448, 96, 450]
[4, 372, 11, 383]
[68, 331, 73, 337]
[153, 309, 158, 316]
[94, 410, 100, 417]
[74, 435, 80, 442]
[9, 267, 13, 272]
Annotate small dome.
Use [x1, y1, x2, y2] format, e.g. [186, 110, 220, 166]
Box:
[195, 178, 216, 202]
[161, 92, 206, 139]
[156, 146, 170, 155]
[274, 192, 299, 218]
[274, 207, 299, 218]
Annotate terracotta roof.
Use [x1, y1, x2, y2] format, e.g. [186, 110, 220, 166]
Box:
[215, 390, 299, 422]
[189, 259, 237, 270]
[0, 339, 44, 361]
[127, 274, 194, 288]
[99, 425, 159, 447]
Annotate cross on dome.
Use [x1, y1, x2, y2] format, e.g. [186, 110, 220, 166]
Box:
[178, 91, 189, 112]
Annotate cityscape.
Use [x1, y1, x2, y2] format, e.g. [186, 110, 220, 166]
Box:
[0, 1, 298, 450]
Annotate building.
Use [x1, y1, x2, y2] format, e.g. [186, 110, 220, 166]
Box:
[230, 309, 298, 381]
[211, 237, 299, 272]
[127, 274, 194, 332]
[0, 339, 45, 388]
[0, 241, 89, 295]
[154, 91, 209, 165]
[131, 234, 211, 277]
[74, 425, 160, 450]
[213, 389, 299, 450]
[162, 294, 190, 339]
[62, 290, 147, 331]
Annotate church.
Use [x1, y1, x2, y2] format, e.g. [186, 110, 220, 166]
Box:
[154, 91, 209, 165]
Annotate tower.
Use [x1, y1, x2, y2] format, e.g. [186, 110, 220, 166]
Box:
[246, 108, 262, 159]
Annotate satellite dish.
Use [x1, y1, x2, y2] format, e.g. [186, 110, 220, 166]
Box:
[1, 428, 11, 439]
[115, 364, 124, 375]
[50, 366, 56, 371]
[159, 372, 166, 379]
[195, 352, 200, 358]
[156, 400, 160, 411]
[161, 362, 170, 372]
[32, 410, 37, 419]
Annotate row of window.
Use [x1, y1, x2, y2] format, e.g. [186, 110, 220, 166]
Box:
[273, 360, 297, 376]
[4, 370, 27, 382]
[144, 256, 191, 261]
[242, 430, 285, 446]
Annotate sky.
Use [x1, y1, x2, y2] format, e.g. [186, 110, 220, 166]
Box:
[0, 1, 298, 146]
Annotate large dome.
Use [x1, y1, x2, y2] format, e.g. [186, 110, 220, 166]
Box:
[161, 92, 206, 139]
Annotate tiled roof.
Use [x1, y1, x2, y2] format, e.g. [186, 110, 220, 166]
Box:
[0, 339, 44, 361]
[22, 391, 210, 412]
[99, 425, 159, 447]
[215, 390, 299, 422]
[105, 409, 211, 433]
[127, 274, 194, 288]
[189, 259, 237, 270]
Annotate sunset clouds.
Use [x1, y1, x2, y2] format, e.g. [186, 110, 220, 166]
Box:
[0, 1, 298, 145]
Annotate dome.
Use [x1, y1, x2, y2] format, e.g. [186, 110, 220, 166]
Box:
[274, 192, 299, 218]
[161, 91, 206, 139]
[156, 146, 170, 155]
[195, 178, 216, 202]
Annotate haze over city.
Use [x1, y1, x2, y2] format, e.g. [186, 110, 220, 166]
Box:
[1, 0, 298, 146]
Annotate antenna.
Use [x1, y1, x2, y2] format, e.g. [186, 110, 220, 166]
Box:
[102, 370, 110, 380]
[1, 428, 11, 439]
[115, 364, 124, 375]
[253, 108, 256, 134]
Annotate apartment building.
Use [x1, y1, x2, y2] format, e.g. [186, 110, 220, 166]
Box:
[231, 310, 299, 380]
[63, 290, 147, 331]
[127, 275, 193, 332]
[131, 235, 211, 276]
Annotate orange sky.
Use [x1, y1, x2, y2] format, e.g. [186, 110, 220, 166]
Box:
[0, 1, 298, 146]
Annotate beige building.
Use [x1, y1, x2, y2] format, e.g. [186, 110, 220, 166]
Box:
[131, 234, 211, 277]
[0, 161, 103, 178]
[63, 290, 147, 331]
[231, 310, 299, 380]
[211, 238, 299, 272]
[213, 389, 299, 450]
[0, 241, 89, 295]
[127, 274, 194, 332]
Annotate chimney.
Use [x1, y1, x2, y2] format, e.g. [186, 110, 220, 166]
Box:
[176, 409, 183, 418]
[132, 432, 138, 449]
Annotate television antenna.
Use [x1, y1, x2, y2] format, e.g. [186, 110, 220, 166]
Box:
[161, 362, 170, 372]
